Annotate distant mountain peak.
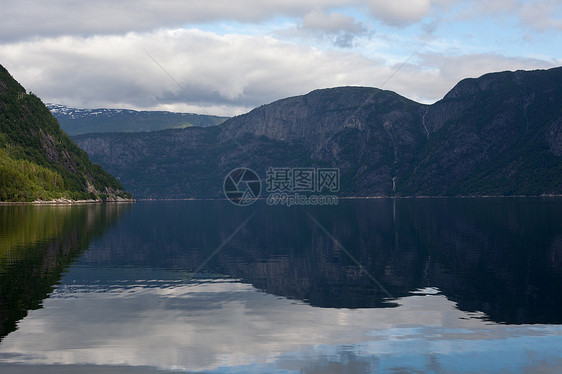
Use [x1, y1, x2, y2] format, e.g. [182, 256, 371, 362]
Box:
[47, 104, 229, 135]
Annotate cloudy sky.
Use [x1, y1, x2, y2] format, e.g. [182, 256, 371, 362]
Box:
[1, 0, 561, 116]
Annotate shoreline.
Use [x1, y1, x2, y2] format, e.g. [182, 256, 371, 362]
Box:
[0, 197, 135, 206]
[2, 195, 561, 205]
[136, 194, 562, 201]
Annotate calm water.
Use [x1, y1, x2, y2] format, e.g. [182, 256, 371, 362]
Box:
[0, 199, 562, 373]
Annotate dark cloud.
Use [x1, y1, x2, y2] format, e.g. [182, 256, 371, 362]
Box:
[2, 0, 560, 44]
[0, 0, 478, 43]
[299, 10, 372, 48]
[1, 0, 361, 42]
[333, 33, 358, 48]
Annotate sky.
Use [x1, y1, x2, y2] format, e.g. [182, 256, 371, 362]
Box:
[0, 0, 560, 116]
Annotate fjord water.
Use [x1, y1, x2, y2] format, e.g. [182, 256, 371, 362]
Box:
[1, 199, 561, 373]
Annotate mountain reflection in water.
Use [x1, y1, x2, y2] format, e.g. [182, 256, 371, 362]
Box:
[0, 199, 561, 373]
[71, 198, 562, 323]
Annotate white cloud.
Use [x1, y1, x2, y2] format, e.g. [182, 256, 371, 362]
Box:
[455, 0, 562, 31]
[457, 0, 520, 17]
[520, 0, 562, 31]
[0, 30, 379, 114]
[1, 28, 558, 115]
[1, 0, 560, 115]
[366, 0, 432, 26]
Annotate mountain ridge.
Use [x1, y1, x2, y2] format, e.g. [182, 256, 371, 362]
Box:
[73, 66, 562, 198]
[48, 103, 228, 136]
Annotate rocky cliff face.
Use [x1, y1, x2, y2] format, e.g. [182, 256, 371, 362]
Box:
[404, 67, 562, 195]
[73, 67, 562, 198]
[218, 87, 426, 195]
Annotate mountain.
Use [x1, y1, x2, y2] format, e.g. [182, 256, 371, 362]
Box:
[73, 67, 562, 199]
[0, 64, 131, 202]
[217, 86, 426, 195]
[403, 68, 562, 195]
[48, 104, 228, 135]
[74, 87, 426, 198]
